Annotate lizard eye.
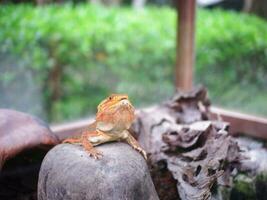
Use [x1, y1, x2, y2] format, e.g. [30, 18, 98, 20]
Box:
[109, 96, 112, 100]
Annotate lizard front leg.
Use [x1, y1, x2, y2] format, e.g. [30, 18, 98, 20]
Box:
[63, 130, 104, 159]
[82, 130, 120, 159]
[81, 130, 104, 159]
[124, 131, 147, 160]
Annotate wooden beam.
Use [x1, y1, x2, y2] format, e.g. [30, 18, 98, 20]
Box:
[210, 107, 267, 139]
[175, 0, 196, 91]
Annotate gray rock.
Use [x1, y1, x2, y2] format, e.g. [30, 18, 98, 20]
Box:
[38, 143, 159, 200]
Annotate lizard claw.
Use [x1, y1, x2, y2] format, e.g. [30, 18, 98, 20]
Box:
[134, 146, 147, 160]
[140, 149, 147, 160]
[86, 148, 103, 159]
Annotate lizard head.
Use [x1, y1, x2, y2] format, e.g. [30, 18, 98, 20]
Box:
[97, 94, 134, 113]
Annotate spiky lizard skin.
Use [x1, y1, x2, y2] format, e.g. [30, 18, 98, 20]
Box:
[63, 94, 147, 160]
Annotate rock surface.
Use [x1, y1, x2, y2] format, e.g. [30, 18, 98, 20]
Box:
[38, 143, 159, 200]
[0, 109, 59, 170]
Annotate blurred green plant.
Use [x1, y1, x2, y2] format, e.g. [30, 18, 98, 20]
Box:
[0, 4, 266, 122]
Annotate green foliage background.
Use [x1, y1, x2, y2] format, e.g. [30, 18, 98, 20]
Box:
[0, 4, 266, 122]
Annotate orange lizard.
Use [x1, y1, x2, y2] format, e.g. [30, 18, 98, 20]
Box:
[63, 94, 147, 160]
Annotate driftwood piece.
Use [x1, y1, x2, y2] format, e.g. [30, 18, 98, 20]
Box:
[0, 109, 59, 170]
[131, 87, 242, 200]
[38, 143, 159, 200]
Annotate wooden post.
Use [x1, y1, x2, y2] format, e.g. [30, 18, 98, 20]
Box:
[175, 0, 196, 91]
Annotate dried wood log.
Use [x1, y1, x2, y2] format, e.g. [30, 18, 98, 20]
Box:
[207, 135, 267, 200]
[131, 87, 243, 200]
